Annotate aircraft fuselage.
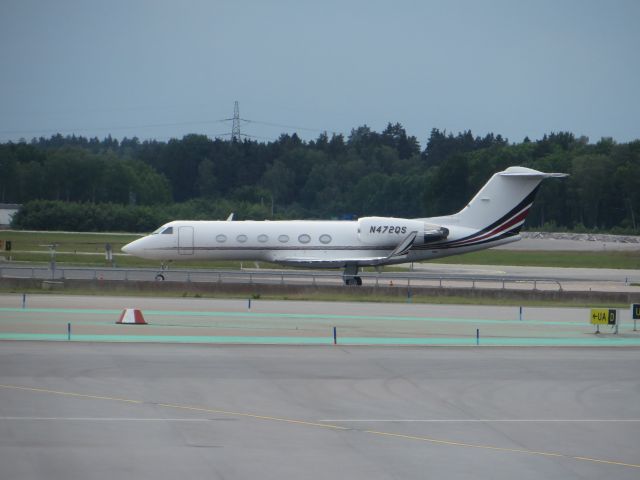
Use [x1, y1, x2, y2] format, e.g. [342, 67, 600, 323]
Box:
[121, 217, 518, 267]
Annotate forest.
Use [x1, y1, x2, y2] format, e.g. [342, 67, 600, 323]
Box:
[1, 124, 638, 233]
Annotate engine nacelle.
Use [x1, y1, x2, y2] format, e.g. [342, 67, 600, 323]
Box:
[358, 217, 448, 245]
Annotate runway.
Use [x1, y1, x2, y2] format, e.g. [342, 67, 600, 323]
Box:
[1, 342, 639, 479]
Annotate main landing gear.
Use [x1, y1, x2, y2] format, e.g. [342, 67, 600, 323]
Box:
[343, 264, 362, 286]
[344, 276, 362, 286]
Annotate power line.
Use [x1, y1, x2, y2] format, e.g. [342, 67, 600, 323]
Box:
[211, 132, 278, 142]
[243, 118, 329, 133]
[0, 103, 343, 140]
[218, 102, 338, 137]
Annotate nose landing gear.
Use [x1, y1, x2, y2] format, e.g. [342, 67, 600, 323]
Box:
[155, 262, 168, 281]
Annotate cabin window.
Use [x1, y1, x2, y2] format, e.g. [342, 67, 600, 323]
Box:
[298, 234, 311, 244]
[319, 234, 332, 244]
[161, 227, 173, 235]
[237, 234, 248, 243]
[216, 234, 227, 243]
[278, 234, 289, 243]
[258, 234, 269, 243]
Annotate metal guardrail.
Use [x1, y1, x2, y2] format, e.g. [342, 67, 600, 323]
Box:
[0, 264, 565, 290]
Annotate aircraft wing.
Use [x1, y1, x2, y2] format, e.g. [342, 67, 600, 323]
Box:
[274, 231, 418, 268]
[276, 256, 389, 268]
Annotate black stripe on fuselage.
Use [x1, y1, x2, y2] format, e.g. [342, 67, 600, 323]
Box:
[415, 228, 521, 251]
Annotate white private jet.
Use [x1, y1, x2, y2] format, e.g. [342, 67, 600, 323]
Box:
[122, 166, 566, 285]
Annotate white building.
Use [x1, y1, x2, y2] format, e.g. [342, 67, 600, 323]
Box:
[0, 204, 20, 228]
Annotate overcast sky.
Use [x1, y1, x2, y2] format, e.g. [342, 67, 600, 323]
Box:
[1, 0, 638, 146]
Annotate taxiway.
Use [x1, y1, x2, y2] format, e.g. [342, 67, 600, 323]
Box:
[1, 342, 639, 479]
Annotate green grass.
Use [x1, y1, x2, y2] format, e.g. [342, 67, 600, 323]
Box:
[1, 230, 141, 266]
[0, 230, 278, 269]
[1, 230, 141, 251]
[1, 229, 638, 270]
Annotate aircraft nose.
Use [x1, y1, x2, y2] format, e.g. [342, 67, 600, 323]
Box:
[121, 236, 155, 259]
[121, 240, 138, 255]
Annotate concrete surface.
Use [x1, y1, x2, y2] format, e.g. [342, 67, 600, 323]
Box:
[1, 342, 639, 480]
[2, 294, 640, 346]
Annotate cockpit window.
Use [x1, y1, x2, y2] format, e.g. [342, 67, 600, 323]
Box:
[152, 225, 174, 235]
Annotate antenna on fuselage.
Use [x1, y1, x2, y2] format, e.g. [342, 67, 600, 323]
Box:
[226, 213, 234, 221]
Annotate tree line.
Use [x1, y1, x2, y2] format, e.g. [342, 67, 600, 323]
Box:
[1, 125, 639, 233]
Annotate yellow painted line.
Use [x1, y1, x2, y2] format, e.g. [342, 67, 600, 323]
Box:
[1, 383, 638, 469]
[154, 403, 348, 431]
[365, 430, 565, 457]
[0, 384, 143, 404]
[572, 456, 640, 469]
[363, 431, 640, 468]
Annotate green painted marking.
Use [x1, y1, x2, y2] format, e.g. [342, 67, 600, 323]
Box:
[0, 308, 122, 315]
[1, 333, 639, 346]
[0, 307, 596, 327]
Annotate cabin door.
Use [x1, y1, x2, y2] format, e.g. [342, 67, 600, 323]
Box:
[178, 226, 194, 255]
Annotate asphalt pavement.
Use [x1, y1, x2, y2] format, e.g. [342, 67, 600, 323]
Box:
[1, 342, 638, 480]
[2, 290, 640, 479]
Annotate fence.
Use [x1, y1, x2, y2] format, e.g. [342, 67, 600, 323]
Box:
[0, 265, 565, 291]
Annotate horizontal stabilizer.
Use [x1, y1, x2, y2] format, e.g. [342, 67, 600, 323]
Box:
[499, 167, 568, 178]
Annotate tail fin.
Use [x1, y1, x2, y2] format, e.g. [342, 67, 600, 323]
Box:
[453, 166, 567, 233]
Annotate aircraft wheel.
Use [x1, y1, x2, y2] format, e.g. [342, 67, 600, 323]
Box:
[355, 276, 362, 286]
[155, 273, 165, 281]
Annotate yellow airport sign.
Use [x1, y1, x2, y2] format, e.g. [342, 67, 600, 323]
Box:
[590, 309, 616, 325]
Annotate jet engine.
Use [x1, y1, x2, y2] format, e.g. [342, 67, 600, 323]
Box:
[357, 217, 448, 245]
